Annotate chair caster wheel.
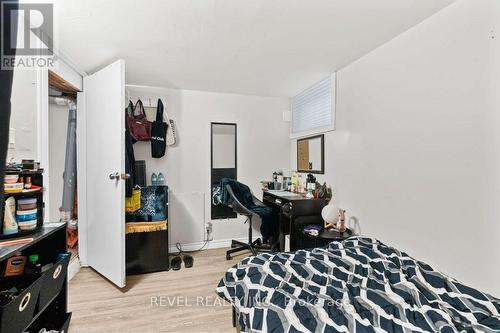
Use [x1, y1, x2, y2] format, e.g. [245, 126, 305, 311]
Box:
[226, 254, 231, 260]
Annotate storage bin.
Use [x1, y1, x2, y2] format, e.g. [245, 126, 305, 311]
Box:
[0, 276, 43, 333]
[26, 311, 72, 333]
[38, 253, 71, 311]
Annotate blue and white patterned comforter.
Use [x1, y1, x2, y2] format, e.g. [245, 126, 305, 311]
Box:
[216, 237, 500, 332]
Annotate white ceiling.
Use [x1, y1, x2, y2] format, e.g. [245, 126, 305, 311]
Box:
[54, 0, 454, 97]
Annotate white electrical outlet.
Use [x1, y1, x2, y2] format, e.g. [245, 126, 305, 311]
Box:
[205, 221, 213, 241]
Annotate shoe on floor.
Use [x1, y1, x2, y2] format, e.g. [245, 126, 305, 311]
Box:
[171, 256, 182, 270]
[183, 255, 193, 268]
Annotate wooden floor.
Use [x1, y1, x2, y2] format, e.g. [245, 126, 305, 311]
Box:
[69, 247, 243, 333]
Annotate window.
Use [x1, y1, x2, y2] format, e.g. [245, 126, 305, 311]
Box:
[291, 74, 335, 138]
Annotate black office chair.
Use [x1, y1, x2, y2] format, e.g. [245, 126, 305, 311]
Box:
[224, 184, 271, 260]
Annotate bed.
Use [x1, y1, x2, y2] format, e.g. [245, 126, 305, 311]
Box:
[216, 237, 500, 332]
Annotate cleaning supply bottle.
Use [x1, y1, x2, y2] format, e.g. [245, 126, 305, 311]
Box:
[25, 254, 42, 276]
[3, 197, 18, 235]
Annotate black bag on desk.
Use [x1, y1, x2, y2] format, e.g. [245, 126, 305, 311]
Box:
[151, 99, 168, 158]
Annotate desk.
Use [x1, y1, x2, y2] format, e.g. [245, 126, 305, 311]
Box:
[262, 190, 328, 251]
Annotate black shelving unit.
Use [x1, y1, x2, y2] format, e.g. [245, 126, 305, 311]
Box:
[2, 170, 45, 239]
[0, 224, 71, 333]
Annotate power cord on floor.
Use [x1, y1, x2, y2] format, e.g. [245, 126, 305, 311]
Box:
[170, 230, 211, 257]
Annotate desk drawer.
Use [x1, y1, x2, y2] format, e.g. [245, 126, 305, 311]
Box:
[263, 193, 283, 207]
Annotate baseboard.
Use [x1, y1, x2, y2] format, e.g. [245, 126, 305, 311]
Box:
[169, 236, 259, 253]
[68, 256, 81, 281]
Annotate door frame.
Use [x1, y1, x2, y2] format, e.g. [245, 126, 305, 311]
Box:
[36, 52, 89, 264]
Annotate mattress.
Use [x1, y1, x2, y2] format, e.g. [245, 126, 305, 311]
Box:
[216, 237, 500, 332]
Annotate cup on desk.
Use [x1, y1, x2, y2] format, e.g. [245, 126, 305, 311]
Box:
[273, 182, 282, 190]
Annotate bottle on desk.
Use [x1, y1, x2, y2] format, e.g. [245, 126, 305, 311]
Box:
[24, 254, 42, 276]
[338, 209, 346, 232]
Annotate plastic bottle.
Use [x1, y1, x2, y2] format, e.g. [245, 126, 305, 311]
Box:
[24, 176, 32, 189]
[25, 254, 42, 276]
[3, 197, 18, 235]
[157, 172, 165, 186]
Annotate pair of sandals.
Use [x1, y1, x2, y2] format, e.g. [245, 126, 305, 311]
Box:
[171, 255, 193, 271]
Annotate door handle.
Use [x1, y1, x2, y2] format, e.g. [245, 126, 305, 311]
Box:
[109, 172, 130, 180]
[109, 172, 120, 180]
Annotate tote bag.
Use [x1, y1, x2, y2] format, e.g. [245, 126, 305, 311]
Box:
[127, 99, 152, 141]
[151, 99, 168, 158]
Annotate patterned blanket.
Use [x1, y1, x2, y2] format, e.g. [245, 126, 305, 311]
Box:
[216, 237, 500, 332]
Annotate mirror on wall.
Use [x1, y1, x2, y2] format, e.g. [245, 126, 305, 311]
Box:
[297, 134, 324, 174]
[211, 122, 237, 219]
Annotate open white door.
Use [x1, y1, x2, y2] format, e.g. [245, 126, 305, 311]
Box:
[83, 60, 126, 288]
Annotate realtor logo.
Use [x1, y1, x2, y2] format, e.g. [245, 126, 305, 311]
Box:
[1, 1, 54, 69]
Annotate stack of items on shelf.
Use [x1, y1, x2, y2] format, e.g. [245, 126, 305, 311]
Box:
[4, 175, 23, 194]
[4, 174, 39, 194]
[16, 199, 38, 232]
[3, 197, 38, 235]
[2, 167, 44, 237]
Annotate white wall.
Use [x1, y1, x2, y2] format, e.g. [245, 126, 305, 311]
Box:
[48, 102, 69, 221]
[291, 0, 500, 296]
[127, 86, 290, 247]
[8, 70, 38, 161]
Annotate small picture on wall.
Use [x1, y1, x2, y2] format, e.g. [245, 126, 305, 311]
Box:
[296, 134, 324, 174]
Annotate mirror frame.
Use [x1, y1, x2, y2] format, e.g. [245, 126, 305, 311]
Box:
[210, 122, 238, 219]
[296, 134, 325, 174]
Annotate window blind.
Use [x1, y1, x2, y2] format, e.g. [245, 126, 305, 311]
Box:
[291, 76, 333, 136]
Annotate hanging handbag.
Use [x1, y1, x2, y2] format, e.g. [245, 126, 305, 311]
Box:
[163, 105, 177, 146]
[151, 99, 168, 158]
[127, 99, 152, 141]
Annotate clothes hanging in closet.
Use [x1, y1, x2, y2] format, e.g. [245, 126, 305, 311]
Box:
[125, 101, 137, 197]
